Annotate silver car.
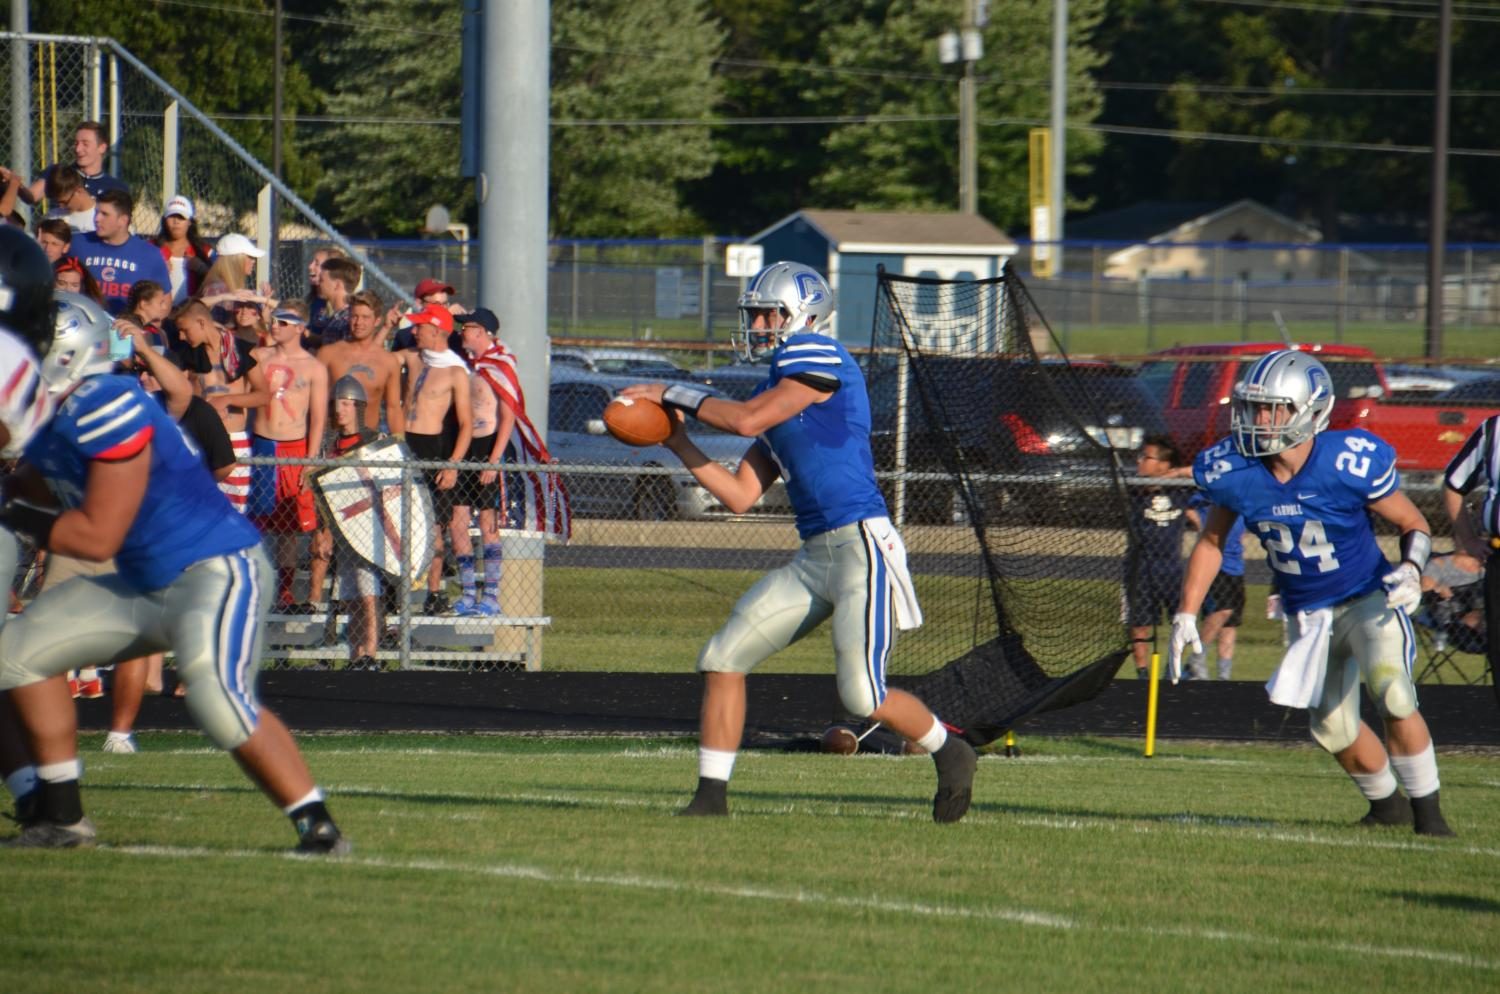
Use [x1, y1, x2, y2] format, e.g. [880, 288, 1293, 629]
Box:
[548, 368, 789, 520]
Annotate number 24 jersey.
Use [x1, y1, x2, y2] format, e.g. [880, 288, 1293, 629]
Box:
[1192, 429, 1398, 614]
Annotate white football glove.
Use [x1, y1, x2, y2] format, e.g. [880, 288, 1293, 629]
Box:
[1167, 612, 1202, 686]
[1382, 561, 1422, 615]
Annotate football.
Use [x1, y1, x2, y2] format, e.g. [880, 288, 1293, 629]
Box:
[820, 725, 859, 756]
[603, 396, 673, 447]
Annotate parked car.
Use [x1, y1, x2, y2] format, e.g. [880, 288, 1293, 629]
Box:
[548, 368, 789, 520]
[865, 357, 1166, 525]
[550, 347, 696, 381]
[690, 361, 771, 401]
[1382, 363, 1494, 397]
[1135, 342, 1385, 465]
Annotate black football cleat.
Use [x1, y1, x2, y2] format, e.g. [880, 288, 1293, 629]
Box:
[1358, 790, 1413, 828]
[2, 817, 97, 849]
[295, 818, 352, 855]
[677, 777, 728, 817]
[1411, 792, 1456, 838]
[931, 737, 977, 824]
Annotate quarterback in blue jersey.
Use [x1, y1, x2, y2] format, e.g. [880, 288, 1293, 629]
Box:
[622, 261, 977, 822]
[1170, 349, 1452, 836]
[0, 292, 348, 851]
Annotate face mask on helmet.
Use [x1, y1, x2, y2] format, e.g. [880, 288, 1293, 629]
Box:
[42, 292, 117, 396]
[733, 261, 835, 361]
[1230, 350, 1334, 457]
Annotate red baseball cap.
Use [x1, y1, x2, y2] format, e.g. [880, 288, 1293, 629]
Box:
[407, 303, 454, 333]
[414, 278, 455, 299]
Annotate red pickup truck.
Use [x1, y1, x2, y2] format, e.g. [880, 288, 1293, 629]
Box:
[1137, 342, 1384, 461]
[1136, 341, 1500, 483]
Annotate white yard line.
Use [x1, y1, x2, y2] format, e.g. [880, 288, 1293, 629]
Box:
[106, 843, 1497, 972]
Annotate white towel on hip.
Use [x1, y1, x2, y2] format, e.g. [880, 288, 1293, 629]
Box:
[1265, 607, 1333, 709]
[865, 516, 923, 630]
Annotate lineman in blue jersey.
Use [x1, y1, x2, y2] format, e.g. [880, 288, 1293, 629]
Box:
[621, 261, 978, 822]
[1169, 349, 1453, 836]
[0, 293, 349, 851]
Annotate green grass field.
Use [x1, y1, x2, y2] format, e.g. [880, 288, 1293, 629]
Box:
[542, 568, 1494, 685]
[554, 319, 1500, 362]
[6, 733, 1497, 993]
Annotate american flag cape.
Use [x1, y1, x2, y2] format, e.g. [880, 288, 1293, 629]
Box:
[472, 342, 571, 541]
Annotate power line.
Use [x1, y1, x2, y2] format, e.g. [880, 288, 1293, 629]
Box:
[217, 108, 1500, 157]
[135, 0, 1500, 96]
[1190, 0, 1500, 23]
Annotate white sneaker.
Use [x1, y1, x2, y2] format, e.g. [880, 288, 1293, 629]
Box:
[102, 733, 137, 754]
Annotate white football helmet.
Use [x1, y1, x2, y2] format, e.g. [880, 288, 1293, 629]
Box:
[42, 292, 117, 396]
[1230, 349, 1334, 457]
[734, 261, 835, 360]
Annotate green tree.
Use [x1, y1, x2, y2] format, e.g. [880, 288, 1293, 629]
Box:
[550, 0, 723, 236]
[806, 0, 1106, 230]
[1084, 0, 1500, 238]
[307, 0, 721, 237]
[681, 0, 861, 236]
[32, 0, 321, 195]
[304, 0, 465, 237]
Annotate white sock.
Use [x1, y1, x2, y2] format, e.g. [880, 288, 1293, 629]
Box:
[915, 717, 948, 754]
[1217, 656, 1233, 678]
[5, 765, 37, 799]
[36, 759, 83, 783]
[106, 730, 133, 743]
[1389, 744, 1441, 799]
[1349, 763, 1399, 801]
[281, 787, 325, 815]
[698, 747, 736, 782]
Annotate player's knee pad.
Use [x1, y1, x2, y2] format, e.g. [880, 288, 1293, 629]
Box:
[0, 615, 69, 690]
[174, 654, 258, 751]
[835, 675, 881, 719]
[1368, 663, 1418, 720]
[1309, 701, 1361, 754]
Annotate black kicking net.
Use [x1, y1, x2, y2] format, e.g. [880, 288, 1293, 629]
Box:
[864, 269, 1143, 745]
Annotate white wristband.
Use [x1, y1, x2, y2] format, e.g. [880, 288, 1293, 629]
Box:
[661, 384, 712, 416]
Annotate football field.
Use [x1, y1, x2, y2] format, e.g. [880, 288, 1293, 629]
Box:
[5, 733, 1498, 993]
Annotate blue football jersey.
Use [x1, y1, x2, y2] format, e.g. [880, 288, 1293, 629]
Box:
[1193, 429, 1398, 613]
[752, 333, 888, 539]
[1189, 491, 1247, 577]
[24, 374, 262, 591]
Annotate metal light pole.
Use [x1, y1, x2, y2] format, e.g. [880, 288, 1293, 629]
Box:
[1050, 0, 1067, 275]
[10, 0, 30, 222]
[939, 1, 986, 214]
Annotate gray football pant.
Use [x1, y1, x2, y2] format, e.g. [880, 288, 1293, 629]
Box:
[699, 521, 895, 718]
[0, 542, 273, 751]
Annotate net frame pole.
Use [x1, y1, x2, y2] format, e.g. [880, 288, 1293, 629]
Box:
[1144, 652, 1161, 757]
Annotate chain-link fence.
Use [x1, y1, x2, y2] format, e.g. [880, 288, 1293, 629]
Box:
[0, 33, 406, 308]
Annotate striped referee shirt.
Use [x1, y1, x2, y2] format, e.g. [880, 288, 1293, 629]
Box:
[1443, 413, 1500, 537]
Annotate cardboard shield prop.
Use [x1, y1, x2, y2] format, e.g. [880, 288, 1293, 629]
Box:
[312, 437, 435, 584]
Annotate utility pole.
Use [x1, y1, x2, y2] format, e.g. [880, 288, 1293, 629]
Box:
[1425, 0, 1452, 358]
[939, 1, 985, 214]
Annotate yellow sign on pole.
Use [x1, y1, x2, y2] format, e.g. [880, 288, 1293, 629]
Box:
[1028, 128, 1054, 279]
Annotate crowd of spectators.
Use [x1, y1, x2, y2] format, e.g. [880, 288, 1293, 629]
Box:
[3, 118, 521, 718]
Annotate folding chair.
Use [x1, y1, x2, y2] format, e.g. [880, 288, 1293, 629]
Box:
[1413, 586, 1491, 685]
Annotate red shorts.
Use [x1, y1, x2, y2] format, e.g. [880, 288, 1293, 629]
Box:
[249, 435, 318, 534]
